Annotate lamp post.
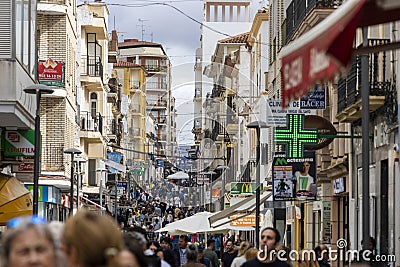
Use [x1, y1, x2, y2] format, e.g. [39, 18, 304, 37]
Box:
[247, 120, 267, 249]
[96, 166, 107, 212]
[74, 157, 86, 211]
[216, 165, 229, 210]
[64, 148, 82, 217]
[206, 171, 217, 211]
[23, 84, 54, 215]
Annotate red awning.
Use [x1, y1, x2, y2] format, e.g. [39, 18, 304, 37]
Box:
[281, 0, 400, 107]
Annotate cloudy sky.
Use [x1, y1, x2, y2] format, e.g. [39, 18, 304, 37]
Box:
[79, 0, 261, 146]
[102, 0, 205, 146]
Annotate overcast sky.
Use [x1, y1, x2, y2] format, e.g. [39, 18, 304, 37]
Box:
[100, 0, 205, 146]
[79, 0, 262, 146]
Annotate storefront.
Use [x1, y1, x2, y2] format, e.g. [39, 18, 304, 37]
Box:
[25, 184, 65, 221]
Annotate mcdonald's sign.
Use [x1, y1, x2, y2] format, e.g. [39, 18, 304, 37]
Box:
[230, 182, 263, 195]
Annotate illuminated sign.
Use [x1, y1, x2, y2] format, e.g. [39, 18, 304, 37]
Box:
[230, 182, 263, 195]
[274, 114, 318, 158]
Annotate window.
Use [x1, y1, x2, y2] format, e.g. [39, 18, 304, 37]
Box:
[90, 92, 97, 118]
[88, 159, 96, 186]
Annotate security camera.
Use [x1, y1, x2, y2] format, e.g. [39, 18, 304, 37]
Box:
[393, 144, 399, 152]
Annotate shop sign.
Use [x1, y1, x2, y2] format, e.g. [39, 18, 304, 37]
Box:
[12, 162, 34, 172]
[38, 58, 65, 87]
[300, 85, 326, 110]
[230, 182, 263, 195]
[304, 115, 337, 150]
[333, 177, 345, 194]
[322, 201, 331, 243]
[4, 130, 35, 157]
[230, 214, 258, 227]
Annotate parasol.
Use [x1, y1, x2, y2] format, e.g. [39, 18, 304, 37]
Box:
[0, 174, 33, 225]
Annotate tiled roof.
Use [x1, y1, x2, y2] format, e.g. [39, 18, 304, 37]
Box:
[113, 61, 142, 68]
[219, 32, 250, 44]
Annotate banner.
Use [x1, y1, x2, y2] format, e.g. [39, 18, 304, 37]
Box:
[38, 58, 65, 87]
[272, 151, 316, 201]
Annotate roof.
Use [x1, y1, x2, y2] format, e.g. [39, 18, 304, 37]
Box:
[118, 39, 162, 48]
[218, 32, 250, 44]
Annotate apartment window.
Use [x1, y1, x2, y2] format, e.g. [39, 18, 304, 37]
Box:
[15, 0, 36, 77]
[145, 59, 159, 71]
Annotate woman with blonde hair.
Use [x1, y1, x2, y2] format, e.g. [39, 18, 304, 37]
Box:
[62, 210, 124, 267]
[297, 250, 320, 267]
[230, 241, 251, 267]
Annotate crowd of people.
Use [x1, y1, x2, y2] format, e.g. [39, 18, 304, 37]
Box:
[0, 207, 339, 267]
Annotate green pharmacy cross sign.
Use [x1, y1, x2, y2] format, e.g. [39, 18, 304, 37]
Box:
[274, 114, 318, 158]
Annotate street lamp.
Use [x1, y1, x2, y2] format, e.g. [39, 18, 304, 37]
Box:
[246, 120, 268, 249]
[74, 157, 86, 211]
[64, 148, 82, 217]
[96, 166, 107, 212]
[23, 84, 54, 215]
[216, 165, 229, 210]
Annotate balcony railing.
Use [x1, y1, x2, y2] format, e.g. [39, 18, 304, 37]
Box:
[80, 111, 103, 134]
[81, 55, 103, 78]
[146, 81, 167, 90]
[286, 0, 343, 43]
[337, 39, 390, 114]
[105, 117, 119, 136]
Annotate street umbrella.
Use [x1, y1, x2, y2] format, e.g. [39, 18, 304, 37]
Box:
[0, 174, 33, 225]
[166, 171, 189, 180]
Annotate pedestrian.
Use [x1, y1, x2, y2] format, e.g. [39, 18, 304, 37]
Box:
[314, 245, 329, 267]
[230, 241, 251, 267]
[181, 243, 206, 267]
[173, 235, 190, 266]
[1, 215, 61, 267]
[221, 240, 238, 267]
[241, 227, 290, 267]
[203, 239, 220, 267]
[62, 209, 124, 267]
[197, 245, 211, 267]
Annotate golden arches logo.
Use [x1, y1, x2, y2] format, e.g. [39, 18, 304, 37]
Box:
[241, 183, 253, 193]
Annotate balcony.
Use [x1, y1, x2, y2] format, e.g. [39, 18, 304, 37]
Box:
[38, 0, 67, 15]
[80, 111, 104, 140]
[105, 117, 119, 140]
[336, 40, 391, 123]
[146, 81, 167, 91]
[147, 100, 168, 110]
[80, 55, 103, 84]
[286, 0, 343, 43]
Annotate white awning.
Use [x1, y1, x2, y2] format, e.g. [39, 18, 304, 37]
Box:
[209, 191, 272, 228]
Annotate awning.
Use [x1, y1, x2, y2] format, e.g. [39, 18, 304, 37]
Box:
[281, 0, 400, 106]
[208, 191, 272, 228]
[0, 174, 33, 225]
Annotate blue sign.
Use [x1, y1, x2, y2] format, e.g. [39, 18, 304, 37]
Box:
[108, 152, 123, 173]
[300, 85, 326, 110]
